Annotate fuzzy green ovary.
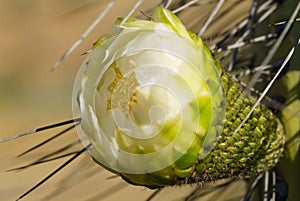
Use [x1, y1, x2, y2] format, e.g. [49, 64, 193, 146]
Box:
[190, 73, 285, 183]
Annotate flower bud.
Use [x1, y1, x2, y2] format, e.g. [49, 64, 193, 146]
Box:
[72, 7, 285, 188]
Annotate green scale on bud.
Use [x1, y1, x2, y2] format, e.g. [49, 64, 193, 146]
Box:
[72, 7, 285, 189]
